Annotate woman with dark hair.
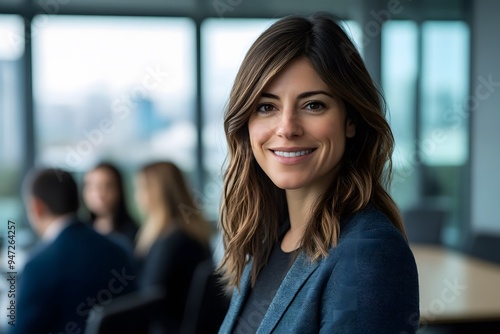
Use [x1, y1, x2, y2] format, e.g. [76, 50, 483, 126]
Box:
[83, 162, 138, 246]
[218, 13, 419, 333]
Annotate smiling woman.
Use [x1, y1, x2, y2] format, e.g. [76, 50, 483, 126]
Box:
[218, 13, 419, 334]
[249, 58, 356, 195]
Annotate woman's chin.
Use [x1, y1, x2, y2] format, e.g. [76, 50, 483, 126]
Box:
[270, 178, 307, 191]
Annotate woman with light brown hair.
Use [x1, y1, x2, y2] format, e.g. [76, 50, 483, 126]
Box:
[218, 13, 419, 333]
[134, 161, 213, 333]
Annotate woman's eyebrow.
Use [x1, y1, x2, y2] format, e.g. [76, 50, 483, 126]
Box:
[297, 90, 334, 99]
[260, 92, 279, 100]
[259, 90, 334, 100]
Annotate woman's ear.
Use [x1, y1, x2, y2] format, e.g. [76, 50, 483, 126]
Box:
[345, 118, 356, 138]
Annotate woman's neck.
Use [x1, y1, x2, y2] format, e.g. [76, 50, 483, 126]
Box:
[149, 210, 174, 235]
[282, 189, 320, 252]
[94, 215, 114, 235]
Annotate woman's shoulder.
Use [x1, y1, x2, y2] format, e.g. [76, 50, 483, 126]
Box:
[315, 210, 419, 333]
[338, 205, 405, 243]
[155, 228, 193, 246]
[152, 228, 210, 256]
[324, 205, 415, 267]
[318, 205, 418, 296]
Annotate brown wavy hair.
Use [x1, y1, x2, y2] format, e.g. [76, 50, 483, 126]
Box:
[135, 161, 213, 256]
[218, 13, 406, 289]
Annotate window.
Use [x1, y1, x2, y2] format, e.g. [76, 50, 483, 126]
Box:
[32, 16, 196, 175]
[0, 15, 25, 227]
[382, 21, 419, 211]
[420, 21, 470, 244]
[420, 21, 469, 166]
[382, 20, 470, 246]
[0, 13, 25, 330]
[340, 20, 363, 57]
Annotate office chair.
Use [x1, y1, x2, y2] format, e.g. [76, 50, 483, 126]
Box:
[84, 286, 166, 334]
[468, 233, 500, 265]
[179, 259, 231, 334]
[403, 205, 447, 245]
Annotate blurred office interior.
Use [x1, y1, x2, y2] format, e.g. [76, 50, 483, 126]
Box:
[0, 0, 499, 332]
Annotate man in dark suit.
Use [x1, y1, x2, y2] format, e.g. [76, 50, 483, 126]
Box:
[10, 168, 137, 334]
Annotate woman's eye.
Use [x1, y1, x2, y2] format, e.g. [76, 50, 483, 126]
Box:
[305, 101, 326, 111]
[256, 104, 275, 114]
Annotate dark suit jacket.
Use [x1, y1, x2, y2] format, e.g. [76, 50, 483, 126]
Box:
[140, 228, 212, 333]
[11, 219, 137, 334]
[219, 206, 420, 334]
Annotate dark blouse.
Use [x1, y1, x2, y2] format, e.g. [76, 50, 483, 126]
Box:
[233, 223, 296, 334]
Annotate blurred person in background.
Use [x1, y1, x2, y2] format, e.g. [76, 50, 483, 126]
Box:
[83, 162, 138, 253]
[12, 168, 137, 334]
[134, 161, 213, 333]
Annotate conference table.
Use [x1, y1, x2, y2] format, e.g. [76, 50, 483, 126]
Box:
[411, 244, 500, 325]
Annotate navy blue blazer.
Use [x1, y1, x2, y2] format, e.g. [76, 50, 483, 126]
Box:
[11, 219, 137, 334]
[219, 207, 419, 334]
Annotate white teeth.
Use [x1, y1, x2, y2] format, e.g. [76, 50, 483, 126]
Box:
[274, 149, 313, 157]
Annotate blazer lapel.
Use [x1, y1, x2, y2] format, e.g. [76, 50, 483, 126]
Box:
[221, 261, 253, 332]
[257, 253, 320, 334]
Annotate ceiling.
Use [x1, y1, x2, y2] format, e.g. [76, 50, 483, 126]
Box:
[0, 0, 469, 21]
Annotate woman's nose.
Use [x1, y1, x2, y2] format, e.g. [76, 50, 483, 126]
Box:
[275, 110, 303, 139]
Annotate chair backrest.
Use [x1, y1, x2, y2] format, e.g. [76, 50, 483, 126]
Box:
[468, 233, 500, 265]
[403, 206, 447, 245]
[180, 259, 231, 334]
[84, 286, 165, 334]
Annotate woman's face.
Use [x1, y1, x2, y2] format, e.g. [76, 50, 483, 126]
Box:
[83, 168, 120, 217]
[248, 57, 356, 194]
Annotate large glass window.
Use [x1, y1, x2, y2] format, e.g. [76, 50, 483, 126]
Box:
[0, 15, 24, 217]
[340, 20, 364, 57]
[420, 21, 469, 166]
[0, 15, 25, 228]
[382, 21, 419, 211]
[382, 20, 470, 246]
[0, 13, 25, 331]
[420, 21, 470, 244]
[32, 16, 196, 175]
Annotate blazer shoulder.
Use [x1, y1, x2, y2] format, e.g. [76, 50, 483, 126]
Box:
[339, 206, 406, 243]
[30, 220, 132, 271]
[318, 207, 419, 333]
[324, 205, 416, 282]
